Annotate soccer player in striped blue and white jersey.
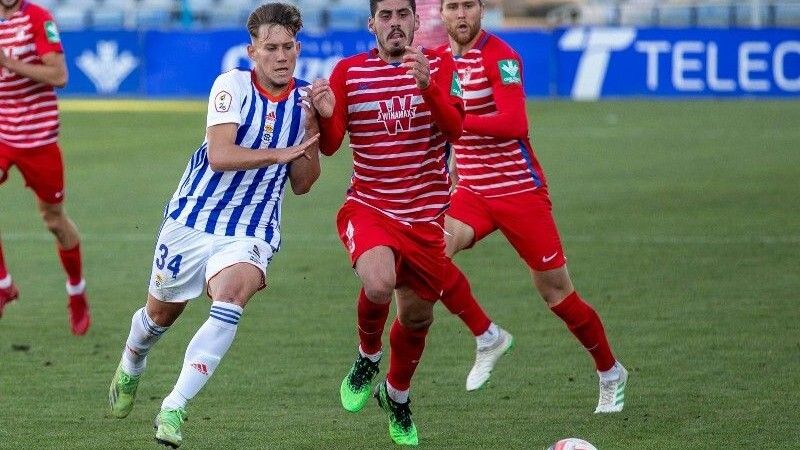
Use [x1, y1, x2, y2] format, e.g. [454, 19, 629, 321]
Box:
[107, 4, 328, 447]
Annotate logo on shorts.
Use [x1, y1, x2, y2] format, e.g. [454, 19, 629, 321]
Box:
[542, 252, 559, 263]
[153, 273, 165, 288]
[248, 245, 262, 264]
[345, 221, 356, 254]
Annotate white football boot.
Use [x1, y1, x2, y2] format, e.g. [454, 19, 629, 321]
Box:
[466, 328, 514, 391]
[594, 362, 628, 413]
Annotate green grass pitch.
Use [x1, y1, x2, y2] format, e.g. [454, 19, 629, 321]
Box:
[0, 99, 798, 449]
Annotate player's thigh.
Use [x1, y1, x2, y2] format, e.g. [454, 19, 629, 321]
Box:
[16, 143, 66, 204]
[337, 201, 399, 297]
[206, 237, 273, 306]
[0, 142, 14, 185]
[494, 190, 567, 272]
[446, 187, 496, 255]
[395, 221, 447, 302]
[148, 219, 210, 302]
[394, 286, 434, 329]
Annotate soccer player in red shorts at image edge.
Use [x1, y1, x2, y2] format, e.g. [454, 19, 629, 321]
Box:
[436, 0, 628, 413]
[0, 0, 90, 335]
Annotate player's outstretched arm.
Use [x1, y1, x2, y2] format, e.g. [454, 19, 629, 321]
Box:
[0, 50, 67, 87]
[288, 101, 322, 195]
[463, 54, 528, 140]
[207, 123, 319, 172]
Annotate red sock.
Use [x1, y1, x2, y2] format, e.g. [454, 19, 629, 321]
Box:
[0, 240, 8, 279]
[58, 244, 83, 286]
[440, 260, 491, 336]
[386, 318, 430, 391]
[550, 291, 615, 371]
[357, 289, 391, 355]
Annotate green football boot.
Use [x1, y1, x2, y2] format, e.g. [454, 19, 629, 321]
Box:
[108, 363, 141, 418]
[154, 408, 187, 448]
[374, 381, 419, 446]
[340, 353, 380, 412]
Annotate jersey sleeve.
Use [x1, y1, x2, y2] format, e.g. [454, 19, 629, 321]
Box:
[206, 72, 242, 128]
[318, 59, 349, 156]
[462, 42, 528, 139]
[420, 51, 465, 141]
[30, 7, 64, 57]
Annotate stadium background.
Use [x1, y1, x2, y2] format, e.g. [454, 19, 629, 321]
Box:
[1, 0, 798, 448]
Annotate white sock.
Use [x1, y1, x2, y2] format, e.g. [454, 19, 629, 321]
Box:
[66, 279, 86, 295]
[359, 345, 382, 363]
[161, 301, 243, 410]
[598, 361, 621, 382]
[121, 307, 169, 376]
[386, 379, 409, 404]
[476, 322, 500, 350]
[0, 275, 12, 289]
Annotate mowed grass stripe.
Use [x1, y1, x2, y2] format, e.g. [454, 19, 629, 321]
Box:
[60, 98, 205, 112]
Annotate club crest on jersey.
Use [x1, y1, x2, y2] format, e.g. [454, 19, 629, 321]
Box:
[377, 95, 416, 135]
[44, 21, 60, 43]
[459, 66, 473, 86]
[498, 59, 521, 85]
[215, 90, 232, 113]
[264, 110, 277, 141]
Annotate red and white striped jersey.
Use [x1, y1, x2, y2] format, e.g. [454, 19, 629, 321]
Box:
[441, 31, 547, 198]
[0, 2, 63, 149]
[319, 48, 465, 223]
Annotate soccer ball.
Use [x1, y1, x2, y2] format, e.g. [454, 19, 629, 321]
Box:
[547, 438, 598, 450]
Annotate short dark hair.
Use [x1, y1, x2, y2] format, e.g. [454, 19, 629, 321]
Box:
[370, 0, 416, 17]
[247, 3, 303, 38]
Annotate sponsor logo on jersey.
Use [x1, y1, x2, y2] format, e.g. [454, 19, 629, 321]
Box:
[450, 70, 463, 97]
[44, 21, 60, 43]
[377, 94, 416, 135]
[498, 59, 521, 85]
[215, 90, 232, 112]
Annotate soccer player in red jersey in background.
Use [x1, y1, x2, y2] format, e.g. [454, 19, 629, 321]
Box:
[437, 0, 628, 412]
[309, 0, 465, 444]
[0, 0, 90, 335]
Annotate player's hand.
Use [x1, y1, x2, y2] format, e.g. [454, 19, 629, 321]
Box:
[0, 46, 8, 67]
[272, 133, 320, 163]
[403, 46, 430, 90]
[303, 79, 334, 118]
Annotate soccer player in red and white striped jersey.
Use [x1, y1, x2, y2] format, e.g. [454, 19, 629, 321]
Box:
[438, 0, 628, 413]
[312, 0, 464, 444]
[0, 0, 90, 335]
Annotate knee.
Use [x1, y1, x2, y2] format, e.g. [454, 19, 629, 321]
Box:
[361, 274, 394, 304]
[40, 210, 64, 233]
[539, 284, 573, 306]
[398, 311, 433, 330]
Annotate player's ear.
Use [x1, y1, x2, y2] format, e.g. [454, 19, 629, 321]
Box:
[246, 44, 256, 60]
[296, 39, 302, 55]
[367, 17, 375, 34]
[414, 13, 420, 32]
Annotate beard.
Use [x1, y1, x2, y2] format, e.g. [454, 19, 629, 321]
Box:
[448, 22, 480, 46]
[1, 0, 20, 10]
[381, 29, 413, 58]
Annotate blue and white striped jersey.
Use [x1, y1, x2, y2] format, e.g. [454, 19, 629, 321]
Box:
[165, 69, 310, 251]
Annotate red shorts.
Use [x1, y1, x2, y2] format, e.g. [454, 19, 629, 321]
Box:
[336, 200, 447, 301]
[447, 187, 566, 272]
[0, 141, 66, 204]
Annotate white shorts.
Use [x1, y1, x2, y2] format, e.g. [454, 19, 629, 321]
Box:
[148, 218, 274, 302]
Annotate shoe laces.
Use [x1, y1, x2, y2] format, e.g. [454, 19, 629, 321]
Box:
[161, 409, 187, 429]
[387, 396, 414, 431]
[348, 356, 379, 390]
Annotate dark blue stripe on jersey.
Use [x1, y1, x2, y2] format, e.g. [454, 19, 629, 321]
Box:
[476, 32, 491, 50]
[178, 144, 207, 193]
[253, 94, 271, 149]
[517, 140, 543, 188]
[184, 171, 224, 227]
[225, 92, 278, 236]
[169, 151, 209, 220]
[286, 89, 303, 146]
[245, 98, 288, 236]
[235, 84, 258, 145]
[204, 170, 247, 233]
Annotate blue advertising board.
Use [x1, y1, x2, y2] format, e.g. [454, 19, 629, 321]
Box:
[59, 28, 800, 99]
